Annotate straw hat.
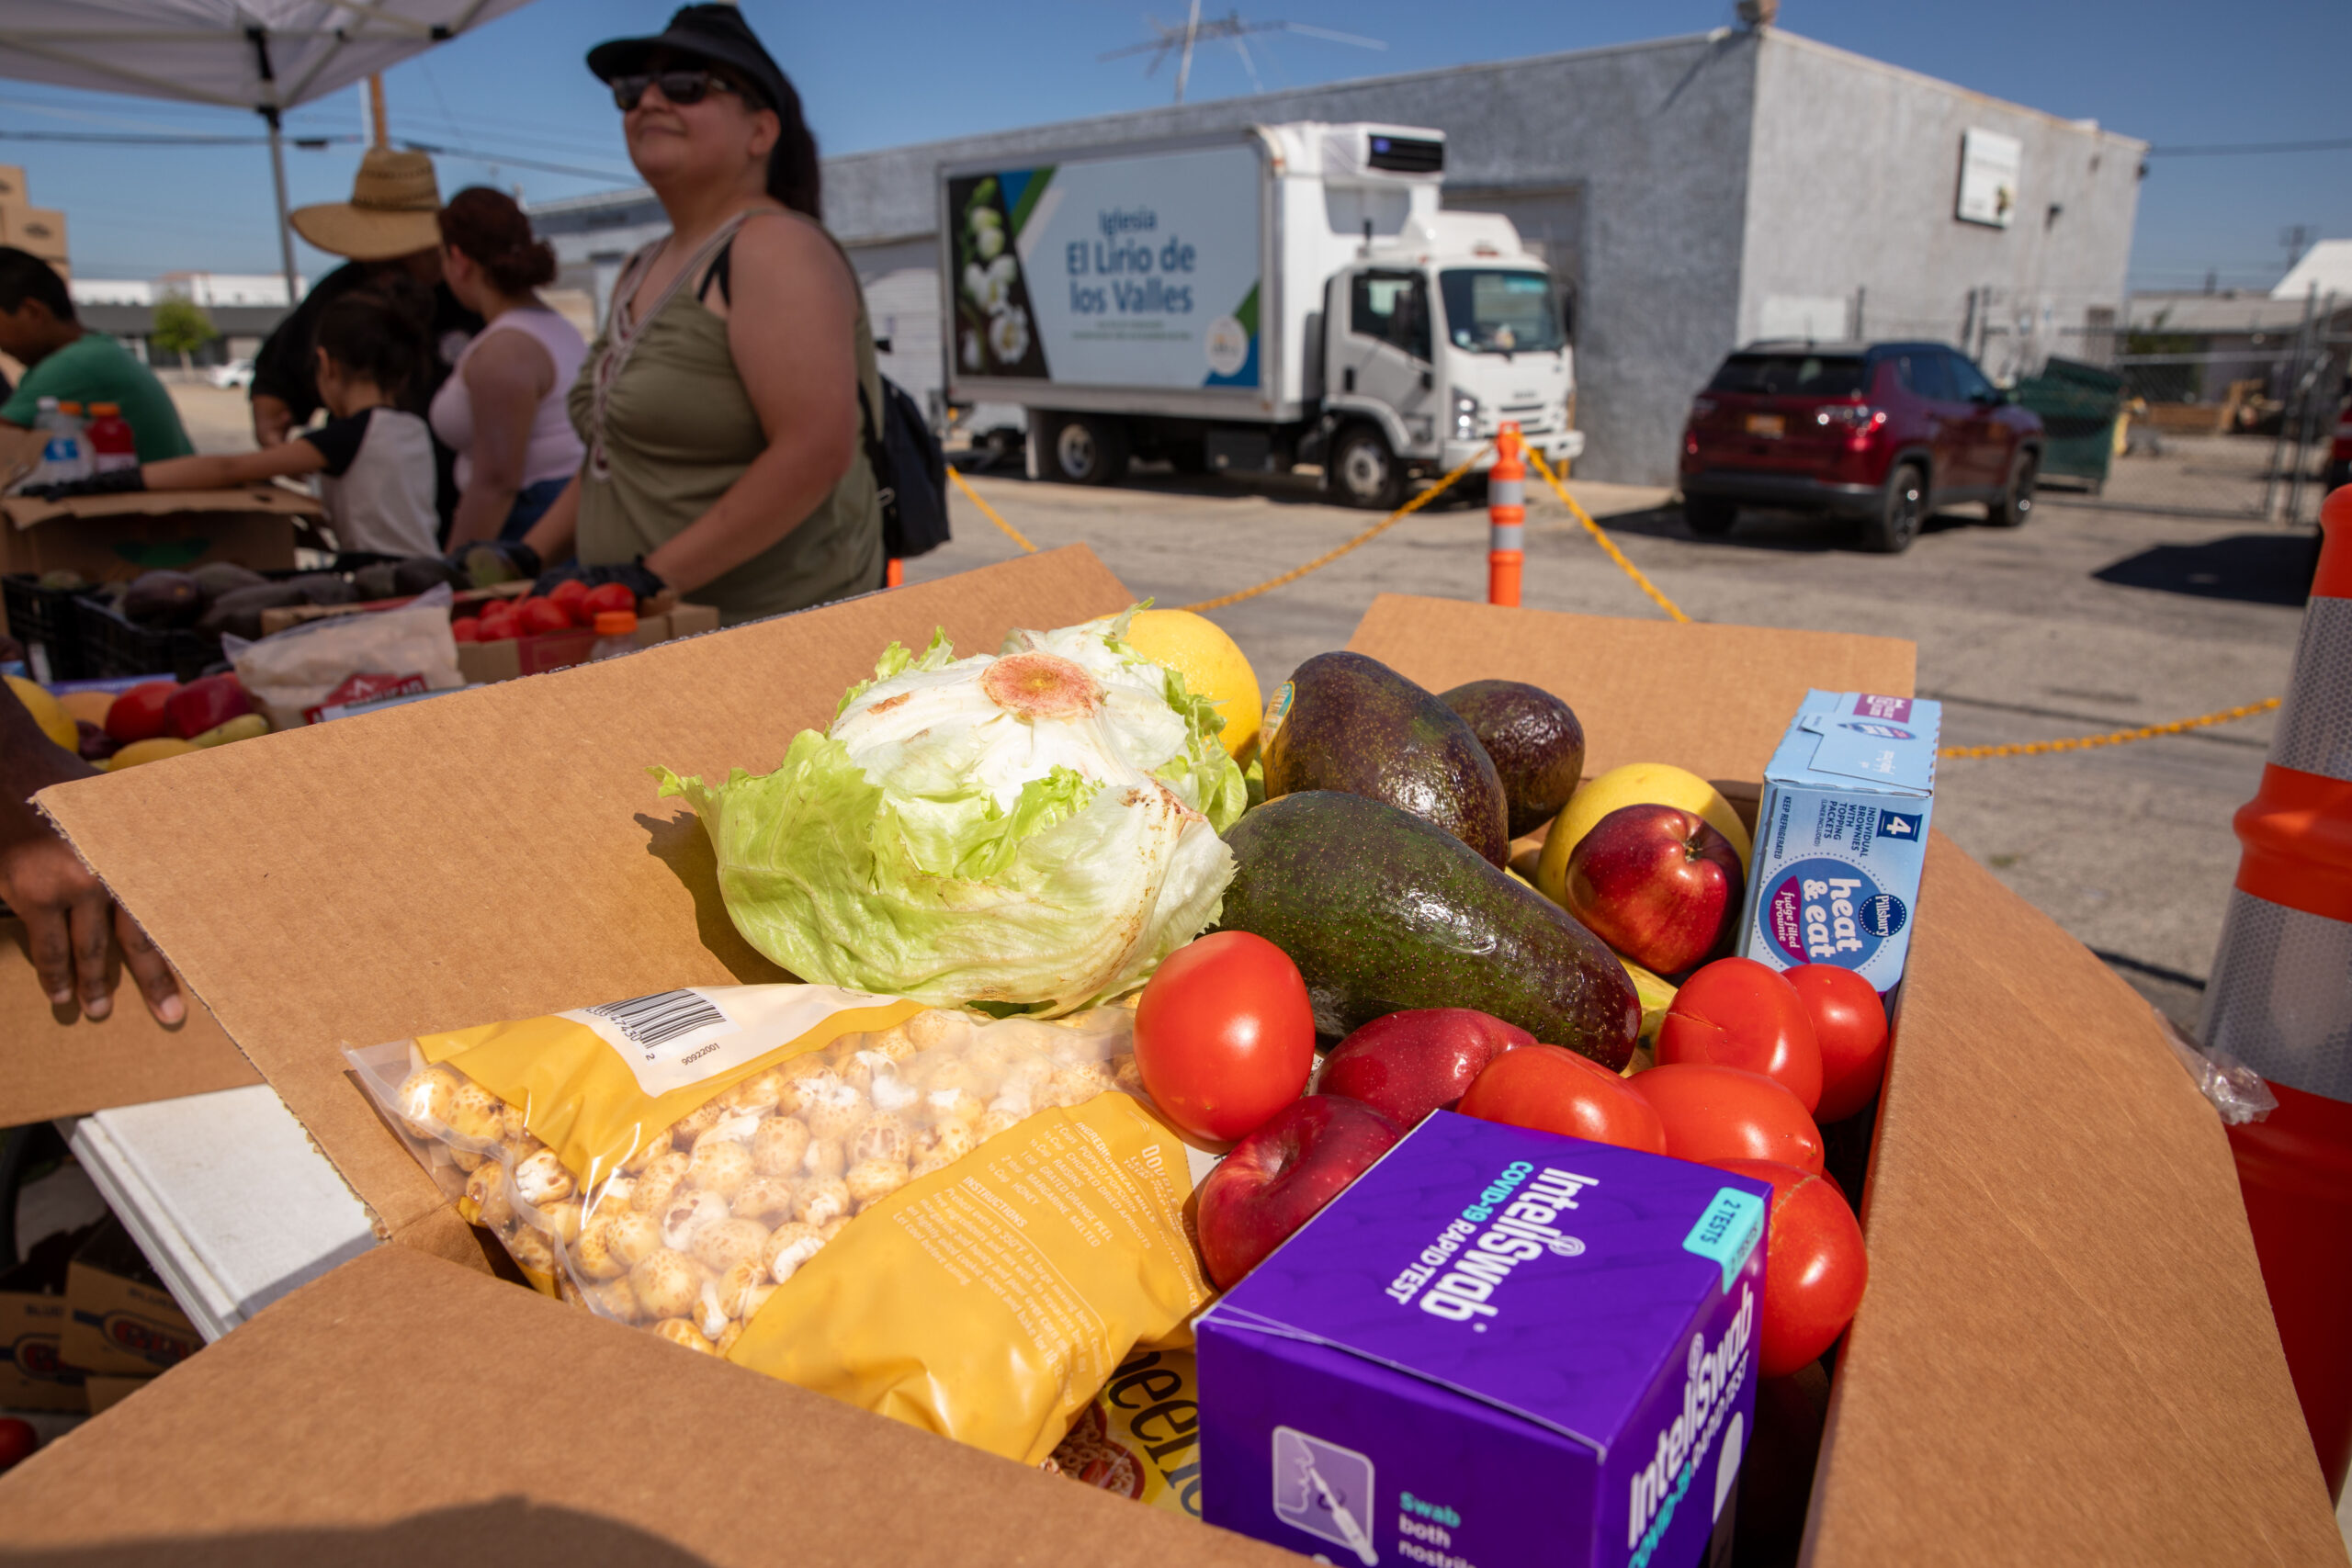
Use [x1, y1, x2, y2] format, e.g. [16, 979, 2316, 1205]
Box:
[288, 148, 443, 261]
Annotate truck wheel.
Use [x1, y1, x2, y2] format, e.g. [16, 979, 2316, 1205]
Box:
[1682, 497, 1737, 536]
[1329, 425, 1403, 511]
[1991, 450, 2037, 527]
[1049, 414, 1129, 486]
[1860, 463, 1926, 554]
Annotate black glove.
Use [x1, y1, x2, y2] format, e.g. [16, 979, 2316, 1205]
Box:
[533, 557, 667, 603]
[28, 468, 145, 502]
[456, 538, 541, 589]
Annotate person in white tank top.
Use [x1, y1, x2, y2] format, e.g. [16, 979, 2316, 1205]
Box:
[429, 187, 588, 548]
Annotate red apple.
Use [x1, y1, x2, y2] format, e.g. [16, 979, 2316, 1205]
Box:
[1563, 804, 1744, 975]
[1195, 1095, 1401, 1288]
[1318, 1008, 1533, 1127]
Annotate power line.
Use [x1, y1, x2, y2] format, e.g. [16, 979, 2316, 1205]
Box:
[2146, 137, 2352, 156]
[392, 139, 632, 183]
[0, 129, 358, 147]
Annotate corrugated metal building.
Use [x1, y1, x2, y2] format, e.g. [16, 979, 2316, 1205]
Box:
[530, 27, 2143, 486]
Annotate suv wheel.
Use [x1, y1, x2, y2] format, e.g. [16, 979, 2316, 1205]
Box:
[1049, 413, 1129, 486]
[1683, 496, 1737, 536]
[1992, 450, 2038, 527]
[1329, 425, 1404, 511]
[1861, 463, 1926, 553]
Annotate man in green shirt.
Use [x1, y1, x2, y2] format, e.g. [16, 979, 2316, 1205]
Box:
[0, 247, 194, 461]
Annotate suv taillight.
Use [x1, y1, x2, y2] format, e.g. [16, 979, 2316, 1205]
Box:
[1815, 404, 1883, 432]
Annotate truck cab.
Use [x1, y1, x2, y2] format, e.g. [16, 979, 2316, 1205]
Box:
[1320, 209, 1579, 509]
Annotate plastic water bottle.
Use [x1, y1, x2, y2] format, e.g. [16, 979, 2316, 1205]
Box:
[86, 401, 136, 472]
[590, 608, 639, 661]
[46, 400, 91, 482]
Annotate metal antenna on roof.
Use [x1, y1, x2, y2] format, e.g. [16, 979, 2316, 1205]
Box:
[1099, 8, 1385, 104]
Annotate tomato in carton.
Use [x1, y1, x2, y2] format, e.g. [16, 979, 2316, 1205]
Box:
[102, 681, 178, 743]
[451, 617, 481, 645]
[548, 579, 590, 623]
[164, 674, 250, 740]
[582, 581, 633, 619]
[517, 597, 572, 637]
[475, 604, 520, 642]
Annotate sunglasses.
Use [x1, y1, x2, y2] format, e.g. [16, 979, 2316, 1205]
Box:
[610, 69, 742, 111]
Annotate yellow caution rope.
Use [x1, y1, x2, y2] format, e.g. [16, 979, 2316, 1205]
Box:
[1178, 446, 1489, 612]
[1937, 697, 2281, 759]
[1524, 446, 1691, 624]
[949, 466, 1037, 554]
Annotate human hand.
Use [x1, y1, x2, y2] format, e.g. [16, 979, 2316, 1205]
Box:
[0, 817, 183, 1024]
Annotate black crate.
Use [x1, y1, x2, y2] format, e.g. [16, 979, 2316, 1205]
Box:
[69, 596, 220, 682]
[2, 574, 98, 681]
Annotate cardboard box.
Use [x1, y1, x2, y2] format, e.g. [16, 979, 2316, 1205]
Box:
[0, 915, 255, 1127]
[1198, 1115, 1766, 1568]
[26, 553, 2348, 1561]
[0, 1225, 90, 1414]
[1737, 690, 1942, 994]
[1, 204, 66, 262]
[59, 1216, 199, 1379]
[0, 167, 30, 206]
[454, 602, 722, 683]
[0, 430, 307, 598]
[0, 1245, 1295, 1564]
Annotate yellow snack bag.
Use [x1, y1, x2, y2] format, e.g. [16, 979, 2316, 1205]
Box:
[1050, 1348, 1204, 1518]
[729, 1091, 1212, 1465]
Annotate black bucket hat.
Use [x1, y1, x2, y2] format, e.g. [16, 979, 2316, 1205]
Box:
[586, 5, 790, 113]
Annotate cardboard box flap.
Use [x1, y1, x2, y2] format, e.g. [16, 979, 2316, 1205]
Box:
[0, 916, 256, 1124]
[1807, 834, 2342, 1565]
[4, 483, 321, 530]
[1343, 595, 1917, 791]
[38, 547, 1135, 1247]
[0, 1245, 1295, 1566]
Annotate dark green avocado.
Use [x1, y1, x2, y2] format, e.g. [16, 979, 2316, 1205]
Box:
[1261, 651, 1510, 867]
[1218, 790, 1640, 1068]
[1440, 679, 1586, 839]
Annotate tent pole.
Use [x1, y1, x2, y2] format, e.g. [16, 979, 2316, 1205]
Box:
[262, 108, 300, 304]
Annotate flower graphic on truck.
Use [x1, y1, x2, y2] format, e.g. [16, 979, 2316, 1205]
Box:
[950, 169, 1052, 379]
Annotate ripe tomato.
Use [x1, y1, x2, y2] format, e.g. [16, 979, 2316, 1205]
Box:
[451, 616, 482, 644]
[1784, 964, 1890, 1123]
[104, 680, 179, 742]
[476, 604, 520, 642]
[548, 578, 592, 622]
[1715, 1158, 1868, 1377]
[1457, 1044, 1667, 1154]
[582, 581, 636, 619]
[1133, 931, 1315, 1142]
[1628, 1063, 1825, 1174]
[0, 1416, 33, 1473]
[517, 596, 573, 636]
[1657, 956, 1823, 1114]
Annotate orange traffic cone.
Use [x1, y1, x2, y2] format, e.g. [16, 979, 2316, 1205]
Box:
[2203, 482, 2352, 1499]
[1488, 423, 1524, 608]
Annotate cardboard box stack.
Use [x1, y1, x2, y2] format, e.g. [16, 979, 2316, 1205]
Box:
[0, 551, 2340, 1564]
[0, 164, 66, 274]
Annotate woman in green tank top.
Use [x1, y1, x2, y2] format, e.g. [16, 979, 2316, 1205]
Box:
[514, 6, 883, 626]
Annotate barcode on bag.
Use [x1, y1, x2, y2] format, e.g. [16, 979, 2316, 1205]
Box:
[584, 990, 727, 1051]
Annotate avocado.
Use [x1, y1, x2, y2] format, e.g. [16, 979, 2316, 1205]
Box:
[1261, 651, 1510, 867]
[391, 556, 460, 596]
[1440, 680, 1587, 839]
[189, 561, 266, 605]
[352, 562, 401, 601]
[197, 581, 307, 640]
[1218, 790, 1640, 1068]
[289, 572, 356, 607]
[120, 570, 203, 627]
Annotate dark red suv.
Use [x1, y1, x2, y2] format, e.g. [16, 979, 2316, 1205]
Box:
[1679, 342, 2044, 552]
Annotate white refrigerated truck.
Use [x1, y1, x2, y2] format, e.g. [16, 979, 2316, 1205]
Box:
[939, 121, 1583, 509]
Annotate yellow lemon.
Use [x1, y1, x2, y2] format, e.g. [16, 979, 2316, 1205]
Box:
[6, 674, 77, 750]
[1535, 761, 1752, 904]
[1122, 609, 1263, 761]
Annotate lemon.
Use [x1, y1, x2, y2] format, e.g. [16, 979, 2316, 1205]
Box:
[1535, 761, 1753, 904]
[105, 737, 198, 771]
[6, 674, 77, 750]
[1122, 609, 1263, 761]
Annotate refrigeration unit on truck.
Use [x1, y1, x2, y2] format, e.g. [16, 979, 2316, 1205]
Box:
[939, 121, 1582, 509]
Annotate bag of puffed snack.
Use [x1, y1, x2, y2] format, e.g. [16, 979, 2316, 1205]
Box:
[350, 985, 1211, 1463]
[1048, 1348, 1203, 1518]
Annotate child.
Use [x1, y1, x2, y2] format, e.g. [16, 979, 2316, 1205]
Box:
[51, 283, 442, 559]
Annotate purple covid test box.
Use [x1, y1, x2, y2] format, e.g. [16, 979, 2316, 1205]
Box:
[1197, 1113, 1766, 1568]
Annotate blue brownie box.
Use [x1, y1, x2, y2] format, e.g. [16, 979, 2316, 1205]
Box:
[1196, 1112, 1766, 1568]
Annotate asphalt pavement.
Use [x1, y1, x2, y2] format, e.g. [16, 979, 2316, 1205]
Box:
[910, 461, 2312, 1032]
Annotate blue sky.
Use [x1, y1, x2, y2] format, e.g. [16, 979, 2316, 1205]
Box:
[6, 0, 2345, 293]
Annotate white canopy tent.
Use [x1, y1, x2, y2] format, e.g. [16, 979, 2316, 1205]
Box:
[0, 1, 537, 291]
